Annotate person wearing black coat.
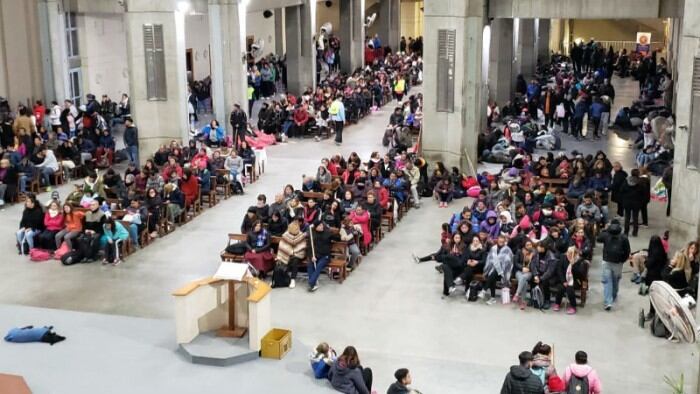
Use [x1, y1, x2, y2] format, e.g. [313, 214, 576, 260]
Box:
[609, 162, 628, 217]
[533, 244, 559, 308]
[552, 246, 589, 313]
[618, 169, 645, 236]
[459, 236, 487, 292]
[17, 196, 45, 254]
[597, 220, 630, 309]
[307, 221, 336, 291]
[638, 169, 651, 226]
[643, 235, 668, 320]
[229, 104, 248, 149]
[500, 351, 545, 394]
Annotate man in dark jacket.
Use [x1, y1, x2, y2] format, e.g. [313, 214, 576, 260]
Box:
[617, 168, 645, 237]
[609, 161, 628, 218]
[387, 368, 414, 394]
[307, 221, 334, 292]
[533, 243, 559, 309]
[123, 118, 139, 167]
[596, 219, 630, 310]
[501, 351, 544, 394]
[229, 103, 247, 149]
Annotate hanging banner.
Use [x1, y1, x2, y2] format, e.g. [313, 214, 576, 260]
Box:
[636, 32, 651, 55]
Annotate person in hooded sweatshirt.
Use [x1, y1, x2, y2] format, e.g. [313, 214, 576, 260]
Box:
[480, 210, 500, 241]
[618, 168, 645, 237]
[562, 351, 602, 394]
[500, 351, 544, 394]
[328, 346, 372, 394]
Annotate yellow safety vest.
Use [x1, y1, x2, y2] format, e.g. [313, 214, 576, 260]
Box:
[247, 86, 255, 100]
[394, 79, 405, 93]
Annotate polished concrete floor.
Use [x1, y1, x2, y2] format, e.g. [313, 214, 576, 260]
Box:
[0, 79, 697, 393]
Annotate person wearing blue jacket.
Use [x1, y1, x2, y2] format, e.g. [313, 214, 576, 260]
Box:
[589, 97, 606, 139]
[102, 217, 129, 265]
[201, 120, 224, 147]
[96, 128, 115, 166]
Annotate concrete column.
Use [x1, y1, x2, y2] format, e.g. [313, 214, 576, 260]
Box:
[124, 0, 188, 164]
[379, 0, 400, 51]
[669, 0, 700, 255]
[274, 8, 284, 55]
[338, 0, 365, 73]
[284, 1, 316, 95]
[209, 0, 247, 130]
[488, 18, 513, 106]
[45, 0, 69, 102]
[422, 0, 486, 172]
[515, 18, 535, 78]
[536, 18, 550, 65]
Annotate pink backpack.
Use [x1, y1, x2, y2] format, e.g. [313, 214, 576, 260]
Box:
[29, 248, 52, 262]
[53, 242, 71, 260]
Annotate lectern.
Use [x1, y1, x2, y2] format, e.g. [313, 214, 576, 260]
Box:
[213, 262, 249, 338]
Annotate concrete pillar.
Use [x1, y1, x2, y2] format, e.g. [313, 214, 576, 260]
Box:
[45, 0, 69, 102]
[669, 0, 700, 256]
[422, 0, 486, 172]
[209, 0, 247, 130]
[124, 0, 188, 164]
[379, 0, 400, 51]
[274, 8, 284, 55]
[536, 18, 550, 65]
[516, 18, 535, 78]
[284, 1, 316, 95]
[338, 0, 365, 73]
[488, 18, 513, 106]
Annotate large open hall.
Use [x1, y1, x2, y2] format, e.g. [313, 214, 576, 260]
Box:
[0, 0, 699, 393]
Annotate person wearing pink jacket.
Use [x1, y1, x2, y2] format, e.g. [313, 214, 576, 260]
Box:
[563, 351, 602, 394]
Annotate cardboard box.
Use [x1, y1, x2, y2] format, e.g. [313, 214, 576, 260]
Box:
[260, 328, 292, 359]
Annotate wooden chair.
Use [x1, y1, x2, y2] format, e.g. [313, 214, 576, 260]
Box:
[220, 233, 248, 262]
[381, 211, 395, 232]
[202, 178, 217, 208]
[29, 173, 41, 194]
[328, 241, 349, 283]
[214, 170, 231, 199]
[52, 165, 65, 186]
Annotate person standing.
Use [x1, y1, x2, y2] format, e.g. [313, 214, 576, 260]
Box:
[123, 117, 139, 167]
[307, 220, 334, 292]
[618, 168, 645, 237]
[330, 94, 345, 146]
[596, 219, 630, 310]
[500, 351, 545, 394]
[609, 161, 627, 219]
[662, 164, 673, 217]
[229, 103, 248, 149]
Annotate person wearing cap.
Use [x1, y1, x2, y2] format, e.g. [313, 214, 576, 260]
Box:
[500, 351, 545, 394]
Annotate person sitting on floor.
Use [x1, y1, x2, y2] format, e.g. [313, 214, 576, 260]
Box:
[328, 346, 373, 394]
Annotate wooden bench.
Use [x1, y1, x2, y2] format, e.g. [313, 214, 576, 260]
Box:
[469, 273, 589, 307]
[301, 191, 325, 201]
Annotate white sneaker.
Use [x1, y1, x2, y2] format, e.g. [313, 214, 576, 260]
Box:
[289, 279, 296, 289]
[309, 284, 319, 292]
[448, 286, 456, 294]
[453, 277, 463, 286]
[411, 253, 419, 264]
[477, 290, 486, 299]
[486, 298, 498, 305]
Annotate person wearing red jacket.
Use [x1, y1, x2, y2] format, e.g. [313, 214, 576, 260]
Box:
[372, 180, 390, 210]
[38, 200, 64, 250]
[349, 205, 372, 248]
[161, 156, 183, 183]
[292, 105, 309, 138]
[33, 100, 46, 129]
[180, 168, 199, 206]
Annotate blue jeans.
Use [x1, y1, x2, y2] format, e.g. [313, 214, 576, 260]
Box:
[601, 261, 623, 306]
[19, 174, 29, 193]
[126, 145, 139, 167]
[128, 223, 140, 248]
[307, 255, 330, 287]
[16, 228, 39, 253]
[40, 166, 54, 186]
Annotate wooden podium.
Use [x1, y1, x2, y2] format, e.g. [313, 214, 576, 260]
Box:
[172, 263, 272, 351]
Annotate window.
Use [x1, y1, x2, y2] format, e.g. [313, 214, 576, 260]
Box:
[143, 24, 167, 101]
[689, 57, 700, 169]
[65, 12, 79, 58]
[68, 68, 82, 106]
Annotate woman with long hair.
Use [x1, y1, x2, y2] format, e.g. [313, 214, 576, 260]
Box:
[328, 346, 372, 394]
[55, 203, 83, 249]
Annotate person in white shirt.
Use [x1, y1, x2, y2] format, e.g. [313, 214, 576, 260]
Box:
[49, 101, 62, 132]
[35, 146, 59, 187]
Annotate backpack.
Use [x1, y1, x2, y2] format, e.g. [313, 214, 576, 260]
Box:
[225, 242, 247, 255]
[61, 251, 84, 265]
[467, 281, 482, 302]
[29, 248, 51, 262]
[53, 242, 71, 260]
[270, 264, 291, 288]
[566, 373, 589, 394]
[531, 285, 545, 310]
[77, 234, 101, 261]
[650, 315, 670, 338]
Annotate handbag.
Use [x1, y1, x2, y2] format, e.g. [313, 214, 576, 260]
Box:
[53, 242, 71, 260]
[501, 286, 511, 304]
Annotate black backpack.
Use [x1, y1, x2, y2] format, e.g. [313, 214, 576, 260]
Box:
[567, 373, 589, 394]
[77, 234, 100, 262]
[650, 315, 670, 338]
[61, 251, 84, 265]
[467, 281, 481, 302]
[270, 264, 291, 288]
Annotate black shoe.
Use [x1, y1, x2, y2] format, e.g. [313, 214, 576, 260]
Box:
[542, 301, 551, 310]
